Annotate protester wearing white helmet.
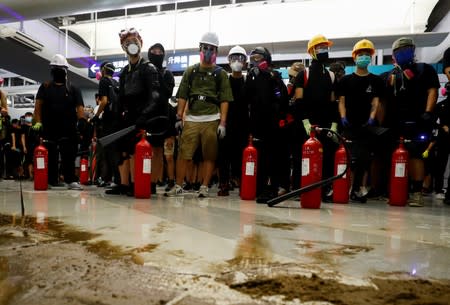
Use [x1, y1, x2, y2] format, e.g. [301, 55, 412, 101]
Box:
[165, 32, 233, 198]
[216, 45, 249, 196]
[32, 54, 85, 190]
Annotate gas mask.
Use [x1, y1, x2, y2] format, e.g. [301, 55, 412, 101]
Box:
[393, 47, 415, 67]
[125, 42, 140, 56]
[149, 53, 164, 69]
[355, 55, 371, 69]
[200, 45, 217, 64]
[51, 67, 67, 83]
[249, 59, 268, 71]
[230, 61, 243, 72]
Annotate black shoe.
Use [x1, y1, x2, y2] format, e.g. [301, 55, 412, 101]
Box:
[126, 183, 135, 197]
[165, 180, 175, 192]
[183, 182, 193, 191]
[444, 197, 450, 205]
[350, 192, 367, 203]
[105, 184, 128, 195]
[151, 182, 157, 195]
[217, 184, 230, 196]
[193, 182, 201, 191]
[49, 182, 65, 187]
[256, 189, 276, 204]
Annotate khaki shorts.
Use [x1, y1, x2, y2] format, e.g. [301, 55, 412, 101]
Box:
[178, 120, 219, 161]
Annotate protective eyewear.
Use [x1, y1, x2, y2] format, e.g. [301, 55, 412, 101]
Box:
[119, 27, 138, 39]
[250, 53, 264, 61]
[201, 45, 216, 52]
[229, 54, 246, 62]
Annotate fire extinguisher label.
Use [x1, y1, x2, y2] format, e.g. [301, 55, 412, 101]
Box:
[245, 162, 255, 176]
[337, 164, 346, 177]
[302, 158, 310, 176]
[36, 157, 45, 169]
[81, 164, 87, 171]
[395, 163, 406, 177]
[143, 159, 151, 174]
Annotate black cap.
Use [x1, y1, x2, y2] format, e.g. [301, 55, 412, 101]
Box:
[150, 43, 165, 54]
[443, 47, 450, 73]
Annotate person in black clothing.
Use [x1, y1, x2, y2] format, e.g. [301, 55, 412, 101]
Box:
[337, 39, 383, 203]
[246, 47, 289, 203]
[381, 37, 440, 207]
[32, 54, 85, 190]
[94, 62, 120, 187]
[0, 107, 11, 179]
[216, 45, 249, 196]
[434, 47, 450, 205]
[148, 43, 175, 194]
[105, 28, 161, 196]
[293, 34, 339, 201]
[21, 112, 37, 179]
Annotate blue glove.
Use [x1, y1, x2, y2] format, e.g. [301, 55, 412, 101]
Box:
[341, 117, 350, 127]
[367, 118, 376, 126]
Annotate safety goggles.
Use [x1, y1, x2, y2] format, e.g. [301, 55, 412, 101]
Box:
[119, 27, 138, 39]
[201, 45, 217, 52]
[229, 54, 246, 62]
[249, 53, 264, 62]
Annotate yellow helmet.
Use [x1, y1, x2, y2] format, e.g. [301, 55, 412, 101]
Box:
[352, 39, 375, 59]
[307, 34, 333, 54]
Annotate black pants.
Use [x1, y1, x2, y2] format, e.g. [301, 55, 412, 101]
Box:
[434, 134, 450, 194]
[45, 135, 77, 185]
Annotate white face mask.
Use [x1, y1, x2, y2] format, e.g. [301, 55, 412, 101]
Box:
[127, 43, 140, 56]
[230, 61, 243, 72]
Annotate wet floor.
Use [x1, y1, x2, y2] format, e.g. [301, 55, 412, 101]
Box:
[1, 179, 450, 304]
[1, 179, 449, 280]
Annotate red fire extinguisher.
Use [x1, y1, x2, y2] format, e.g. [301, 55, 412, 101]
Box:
[34, 138, 48, 190]
[79, 157, 89, 185]
[300, 127, 323, 209]
[333, 142, 350, 204]
[389, 137, 409, 206]
[240, 135, 258, 200]
[134, 131, 152, 199]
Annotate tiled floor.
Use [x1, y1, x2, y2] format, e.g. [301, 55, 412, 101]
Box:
[1, 179, 450, 281]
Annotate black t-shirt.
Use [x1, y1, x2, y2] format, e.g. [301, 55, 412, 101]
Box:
[293, 60, 337, 125]
[337, 73, 383, 127]
[382, 63, 440, 127]
[36, 82, 84, 135]
[228, 75, 248, 133]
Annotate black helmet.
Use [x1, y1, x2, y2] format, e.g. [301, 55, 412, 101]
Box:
[250, 47, 272, 64]
[100, 61, 115, 75]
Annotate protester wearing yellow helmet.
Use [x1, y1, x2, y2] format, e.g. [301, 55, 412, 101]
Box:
[337, 39, 383, 203]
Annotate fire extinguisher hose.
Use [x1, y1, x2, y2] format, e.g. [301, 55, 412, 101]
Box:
[267, 127, 351, 207]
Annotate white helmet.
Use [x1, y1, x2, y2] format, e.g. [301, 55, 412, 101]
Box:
[50, 54, 69, 68]
[199, 32, 219, 47]
[228, 45, 247, 59]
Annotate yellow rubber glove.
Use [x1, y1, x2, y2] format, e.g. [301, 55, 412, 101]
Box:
[302, 119, 311, 135]
[422, 150, 429, 159]
[32, 122, 42, 131]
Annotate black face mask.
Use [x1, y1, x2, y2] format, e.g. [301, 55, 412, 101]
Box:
[149, 54, 164, 69]
[51, 68, 66, 83]
[316, 52, 329, 62]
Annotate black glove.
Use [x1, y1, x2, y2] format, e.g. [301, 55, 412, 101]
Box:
[136, 115, 147, 129]
[420, 111, 434, 131]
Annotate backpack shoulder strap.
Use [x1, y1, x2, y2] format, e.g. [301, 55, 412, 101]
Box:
[188, 63, 201, 90]
[213, 65, 223, 93]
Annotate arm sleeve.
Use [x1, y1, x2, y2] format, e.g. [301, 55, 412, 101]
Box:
[140, 63, 161, 117]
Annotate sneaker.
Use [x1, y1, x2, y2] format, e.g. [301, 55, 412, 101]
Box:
[49, 182, 66, 188]
[105, 184, 128, 195]
[408, 192, 424, 207]
[217, 184, 229, 196]
[165, 184, 183, 197]
[256, 189, 277, 204]
[444, 197, 450, 205]
[183, 182, 193, 191]
[435, 192, 445, 200]
[165, 180, 175, 192]
[68, 182, 83, 190]
[193, 182, 201, 191]
[126, 183, 135, 197]
[350, 191, 367, 203]
[151, 182, 157, 195]
[198, 185, 208, 198]
[278, 187, 288, 196]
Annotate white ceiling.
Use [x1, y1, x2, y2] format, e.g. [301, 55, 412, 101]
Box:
[58, 0, 440, 57]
